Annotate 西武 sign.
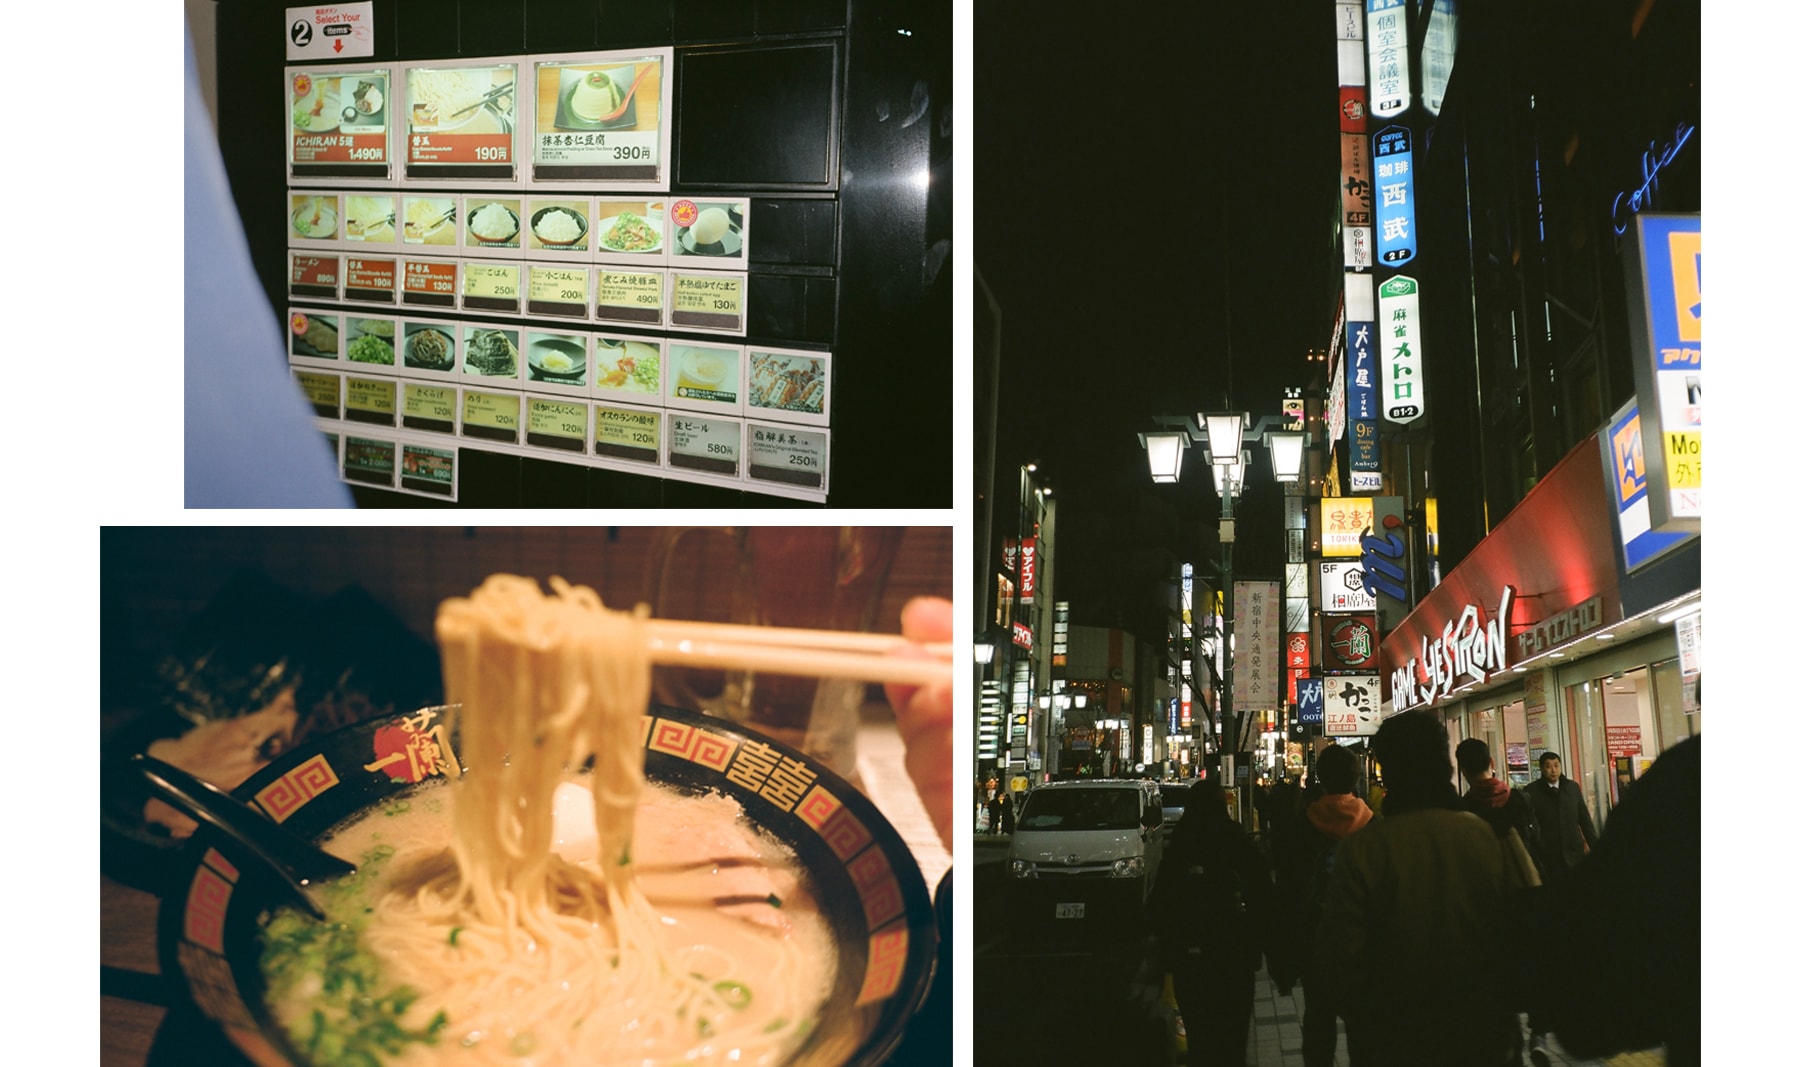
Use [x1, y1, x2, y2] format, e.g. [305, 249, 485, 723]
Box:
[286, 5, 374, 60]
[1323, 674, 1380, 736]
[1622, 213, 1702, 532]
[1373, 126, 1416, 266]
[1378, 275, 1423, 423]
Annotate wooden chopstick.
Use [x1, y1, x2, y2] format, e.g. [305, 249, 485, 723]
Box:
[644, 620, 951, 688]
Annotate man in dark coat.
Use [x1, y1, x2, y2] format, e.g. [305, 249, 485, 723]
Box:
[1521, 751, 1597, 879]
[1456, 738, 1545, 879]
[1149, 777, 1274, 1067]
[1529, 735, 1699, 1066]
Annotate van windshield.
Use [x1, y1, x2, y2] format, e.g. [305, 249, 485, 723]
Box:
[1018, 788, 1140, 831]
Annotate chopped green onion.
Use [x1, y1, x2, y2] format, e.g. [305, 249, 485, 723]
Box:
[713, 980, 752, 1010]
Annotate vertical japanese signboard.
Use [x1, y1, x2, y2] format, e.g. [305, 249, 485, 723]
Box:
[1323, 674, 1380, 736]
[1622, 213, 1702, 532]
[1233, 580, 1281, 713]
[1373, 125, 1416, 267]
[1366, 0, 1411, 118]
[1345, 272, 1381, 488]
[1379, 275, 1423, 423]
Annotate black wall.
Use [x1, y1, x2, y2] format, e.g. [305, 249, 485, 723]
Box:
[214, 0, 950, 507]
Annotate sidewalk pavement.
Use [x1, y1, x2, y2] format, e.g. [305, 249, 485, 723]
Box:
[976, 830, 1664, 1067]
[1242, 964, 1663, 1067]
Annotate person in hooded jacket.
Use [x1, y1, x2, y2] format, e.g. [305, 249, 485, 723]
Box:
[1316, 711, 1531, 1067]
[1272, 744, 1374, 1067]
[1456, 738, 1545, 879]
[1147, 777, 1274, 1067]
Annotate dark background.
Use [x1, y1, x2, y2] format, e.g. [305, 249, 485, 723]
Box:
[976, 0, 1343, 633]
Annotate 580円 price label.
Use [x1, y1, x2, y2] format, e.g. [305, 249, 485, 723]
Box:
[668, 414, 739, 475]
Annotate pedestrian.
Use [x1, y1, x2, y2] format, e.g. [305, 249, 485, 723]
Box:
[997, 788, 1015, 834]
[1456, 738, 1546, 879]
[1270, 744, 1373, 1067]
[1147, 777, 1273, 1067]
[1315, 711, 1531, 1067]
[985, 781, 1003, 835]
[1521, 751, 1597, 880]
[1528, 735, 1699, 1066]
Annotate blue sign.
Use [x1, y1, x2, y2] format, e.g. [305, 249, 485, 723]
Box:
[1296, 677, 1324, 725]
[1604, 401, 1692, 573]
[1374, 125, 1416, 266]
[1347, 319, 1380, 471]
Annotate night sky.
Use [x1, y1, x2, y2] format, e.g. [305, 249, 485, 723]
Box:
[977, 1, 1344, 634]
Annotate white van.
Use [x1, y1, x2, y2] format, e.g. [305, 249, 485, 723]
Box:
[1006, 779, 1165, 922]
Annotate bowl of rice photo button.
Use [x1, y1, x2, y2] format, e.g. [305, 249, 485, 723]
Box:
[159, 699, 940, 1067]
[531, 206, 589, 247]
[466, 202, 520, 246]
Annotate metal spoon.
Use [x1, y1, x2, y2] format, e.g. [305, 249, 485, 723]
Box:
[132, 753, 354, 920]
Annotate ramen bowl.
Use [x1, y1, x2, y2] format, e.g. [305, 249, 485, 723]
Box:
[158, 703, 940, 1067]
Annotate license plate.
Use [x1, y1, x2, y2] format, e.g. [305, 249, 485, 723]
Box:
[1055, 902, 1085, 919]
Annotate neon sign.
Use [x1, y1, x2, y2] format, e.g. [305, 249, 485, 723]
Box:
[1391, 585, 1515, 712]
[1611, 121, 1696, 235]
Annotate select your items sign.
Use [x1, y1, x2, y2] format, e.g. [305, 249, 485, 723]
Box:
[288, 4, 375, 61]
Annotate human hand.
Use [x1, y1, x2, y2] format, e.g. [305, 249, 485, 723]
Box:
[884, 596, 954, 850]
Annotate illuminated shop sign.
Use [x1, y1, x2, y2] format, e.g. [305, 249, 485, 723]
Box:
[1366, 0, 1411, 118]
[1612, 122, 1697, 236]
[1373, 125, 1416, 266]
[1379, 275, 1424, 423]
[1345, 271, 1380, 483]
[1623, 213, 1702, 531]
[1390, 586, 1515, 712]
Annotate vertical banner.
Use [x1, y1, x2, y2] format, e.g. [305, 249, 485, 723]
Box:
[1373, 125, 1417, 267]
[1296, 677, 1324, 726]
[1232, 580, 1282, 713]
[1623, 213, 1702, 532]
[1345, 271, 1381, 488]
[1019, 537, 1038, 604]
[1366, 0, 1412, 118]
[1379, 275, 1424, 423]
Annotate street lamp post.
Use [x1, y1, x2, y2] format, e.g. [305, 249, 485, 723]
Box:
[1139, 411, 1309, 826]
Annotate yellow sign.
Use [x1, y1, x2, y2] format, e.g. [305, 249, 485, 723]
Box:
[1320, 496, 1375, 558]
[295, 371, 339, 407]
[1668, 231, 1702, 343]
[402, 384, 456, 422]
[464, 262, 520, 300]
[595, 405, 660, 449]
[527, 266, 589, 304]
[462, 390, 519, 430]
[598, 269, 665, 310]
[527, 397, 587, 439]
[673, 273, 742, 314]
[1664, 431, 1701, 489]
[346, 377, 396, 414]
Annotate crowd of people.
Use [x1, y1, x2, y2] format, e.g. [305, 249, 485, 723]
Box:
[1145, 710, 1699, 1067]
